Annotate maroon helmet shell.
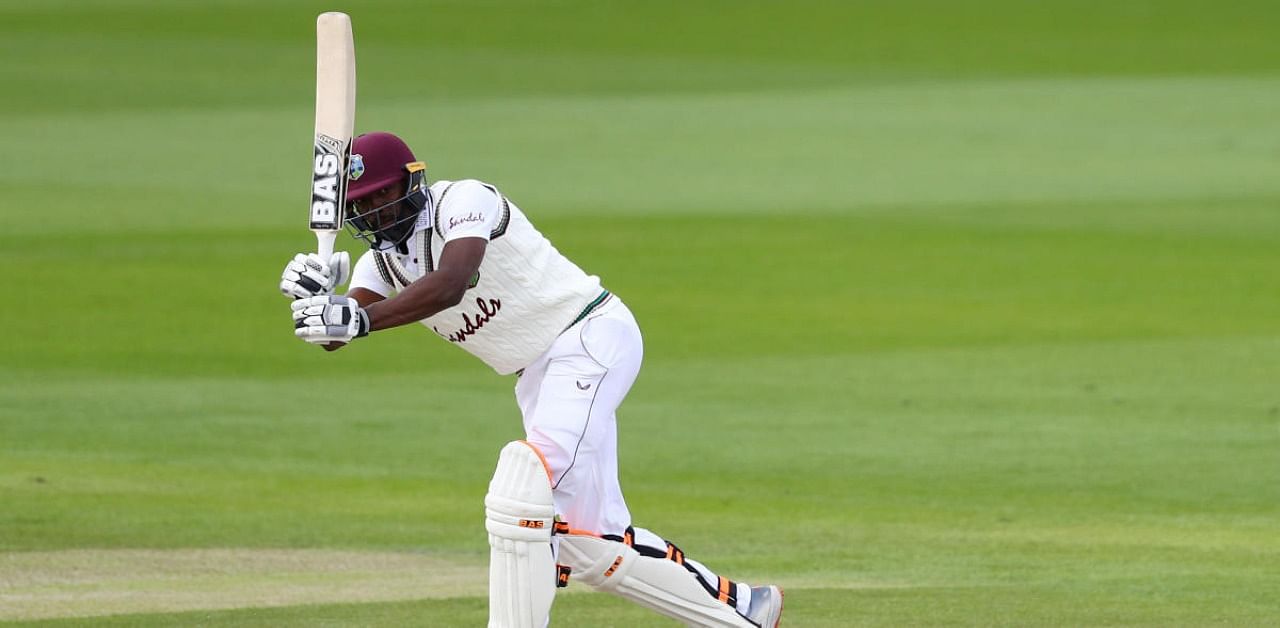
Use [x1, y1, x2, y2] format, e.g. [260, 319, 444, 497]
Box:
[347, 132, 416, 202]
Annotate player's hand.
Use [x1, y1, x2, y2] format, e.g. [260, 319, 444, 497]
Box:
[279, 251, 351, 299]
[292, 295, 369, 344]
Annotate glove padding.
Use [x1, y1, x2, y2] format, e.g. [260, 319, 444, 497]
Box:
[280, 251, 351, 299]
[292, 295, 370, 344]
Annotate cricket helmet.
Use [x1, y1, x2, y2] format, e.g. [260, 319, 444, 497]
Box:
[345, 131, 430, 251]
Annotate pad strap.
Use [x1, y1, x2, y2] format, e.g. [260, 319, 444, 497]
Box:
[605, 526, 738, 607]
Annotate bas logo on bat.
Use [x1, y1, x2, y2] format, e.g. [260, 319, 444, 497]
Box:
[310, 134, 348, 229]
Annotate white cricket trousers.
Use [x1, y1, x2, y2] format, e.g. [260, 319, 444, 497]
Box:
[514, 295, 756, 616]
[515, 295, 638, 536]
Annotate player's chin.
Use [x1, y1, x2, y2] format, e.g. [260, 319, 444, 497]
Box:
[323, 341, 348, 352]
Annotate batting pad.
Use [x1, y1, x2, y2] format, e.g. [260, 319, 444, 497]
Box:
[485, 441, 557, 628]
[559, 534, 755, 628]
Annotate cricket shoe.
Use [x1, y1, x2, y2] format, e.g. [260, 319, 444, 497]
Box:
[745, 584, 783, 627]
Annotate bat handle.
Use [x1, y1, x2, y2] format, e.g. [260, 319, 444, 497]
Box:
[315, 231, 337, 262]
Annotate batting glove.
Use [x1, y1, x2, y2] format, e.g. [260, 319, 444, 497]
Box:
[280, 251, 351, 299]
[292, 295, 369, 344]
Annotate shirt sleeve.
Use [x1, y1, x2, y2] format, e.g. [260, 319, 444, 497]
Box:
[348, 250, 393, 297]
[436, 179, 503, 243]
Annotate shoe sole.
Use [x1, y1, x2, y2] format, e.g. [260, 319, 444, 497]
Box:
[766, 585, 784, 627]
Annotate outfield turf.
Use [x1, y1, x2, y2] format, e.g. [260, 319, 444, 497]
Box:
[2, 1, 1279, 625]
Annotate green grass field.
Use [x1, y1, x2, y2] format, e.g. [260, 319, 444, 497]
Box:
[3, 0, 1279, 625]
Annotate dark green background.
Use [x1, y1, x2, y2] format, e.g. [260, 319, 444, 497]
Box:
[2, 1, 1278, 625]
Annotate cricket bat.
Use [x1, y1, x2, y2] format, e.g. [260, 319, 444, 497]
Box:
[309, 12, 356, 262]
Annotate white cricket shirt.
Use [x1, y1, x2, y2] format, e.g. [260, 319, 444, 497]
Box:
[349, 179, 606, 374]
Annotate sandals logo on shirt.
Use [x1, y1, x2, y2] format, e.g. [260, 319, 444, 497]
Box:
[448, 212, 484, 230]
[434, 296, 501, 343]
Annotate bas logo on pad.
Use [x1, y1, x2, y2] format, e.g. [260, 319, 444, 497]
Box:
[349, 154, 365, 180]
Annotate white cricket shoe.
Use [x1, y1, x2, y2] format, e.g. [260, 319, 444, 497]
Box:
[745, 585, 783, 627]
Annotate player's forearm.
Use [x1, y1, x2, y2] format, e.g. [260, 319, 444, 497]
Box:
[363, 275, 467, 331]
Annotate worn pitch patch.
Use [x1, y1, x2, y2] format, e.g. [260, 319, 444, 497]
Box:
[0, 549, 488, 621]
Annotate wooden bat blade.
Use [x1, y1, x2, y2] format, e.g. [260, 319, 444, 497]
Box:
[311, 12, 356, 259]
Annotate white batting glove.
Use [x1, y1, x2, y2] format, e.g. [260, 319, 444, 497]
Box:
[279, 251, 351, 299]
[292, 295, 369, 344]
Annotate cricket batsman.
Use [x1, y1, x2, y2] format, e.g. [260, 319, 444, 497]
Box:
[279, 132, 783, 627]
